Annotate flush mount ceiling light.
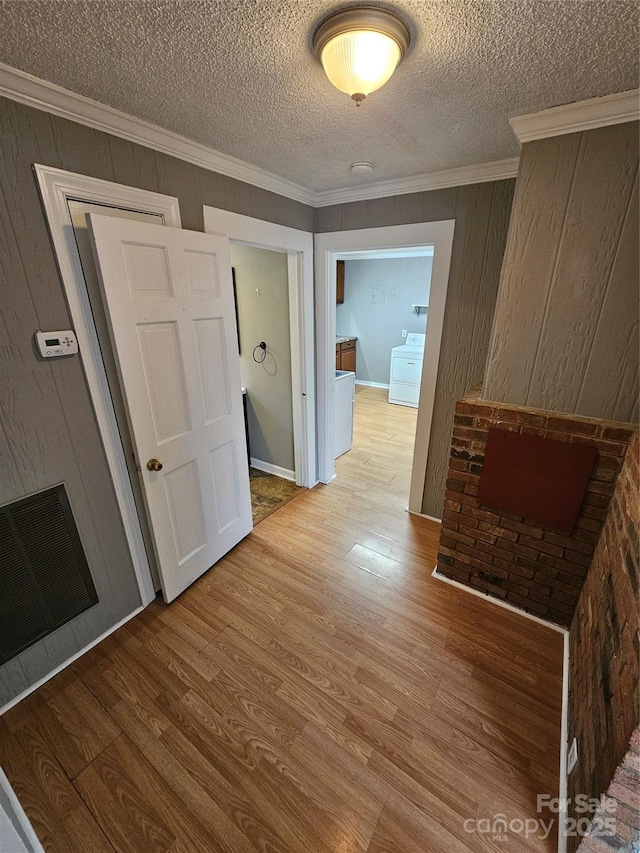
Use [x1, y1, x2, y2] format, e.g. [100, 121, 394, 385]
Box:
[313, 6, 410, 106]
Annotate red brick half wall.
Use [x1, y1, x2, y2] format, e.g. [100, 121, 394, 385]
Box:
[570, 434, 639, 853]
[576, 727, 640, 853]
[436, 391, 635, 628]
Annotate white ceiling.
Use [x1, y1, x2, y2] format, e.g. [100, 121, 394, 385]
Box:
[0, 1, 637, 197]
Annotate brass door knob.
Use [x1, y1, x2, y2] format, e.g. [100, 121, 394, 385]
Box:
[146, 458, 163, 472]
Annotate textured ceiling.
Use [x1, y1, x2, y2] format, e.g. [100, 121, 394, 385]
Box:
[0, 0, 637, 194]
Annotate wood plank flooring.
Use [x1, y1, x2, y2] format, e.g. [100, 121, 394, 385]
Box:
[0, 386, 563, 852]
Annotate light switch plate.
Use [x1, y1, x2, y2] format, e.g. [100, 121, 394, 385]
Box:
[371, 286, 386, 305]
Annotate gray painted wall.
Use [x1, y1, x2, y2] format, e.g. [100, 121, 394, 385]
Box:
[484, 122, 639, 424]
[0, 96, 314, 706]
[317, 180, 516, 518]
[231, 245, 294, 473]
[337, 257, 432, 385]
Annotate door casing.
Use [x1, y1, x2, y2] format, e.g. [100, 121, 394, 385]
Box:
[35, 164, 184, 605]
[203, 207, 316, 487]
[315, 221, 456, 514]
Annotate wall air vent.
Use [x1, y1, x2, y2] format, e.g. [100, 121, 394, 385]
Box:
[0, 485, 98, 666]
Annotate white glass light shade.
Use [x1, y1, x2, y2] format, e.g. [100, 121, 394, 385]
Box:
[313, 7, 410, 105]
[320, 30, 401, 100]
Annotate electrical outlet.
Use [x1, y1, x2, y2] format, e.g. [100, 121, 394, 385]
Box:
[402, 329, 407, 338]
[567, 738, 578, 774]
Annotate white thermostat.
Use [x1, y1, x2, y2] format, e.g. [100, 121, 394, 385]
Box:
[35, 330, 78, 358]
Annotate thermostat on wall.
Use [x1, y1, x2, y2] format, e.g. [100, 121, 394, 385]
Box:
[35, 330, 78, 358]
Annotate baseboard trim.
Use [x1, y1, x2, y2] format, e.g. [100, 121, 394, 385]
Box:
[558, 632, 570, 853]
[406, 508, 442, 523]
[354, 380, 390, 389]
[0, 603, 147, 716]
[251, 458, 296, 482]
[431, 567, 567, 633]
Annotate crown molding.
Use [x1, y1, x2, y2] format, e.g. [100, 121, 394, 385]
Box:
[0, 62, 317, 206]
[314, 158, 520, 206]
[510, 89, 640, 144]
[0, 62, 520, 210]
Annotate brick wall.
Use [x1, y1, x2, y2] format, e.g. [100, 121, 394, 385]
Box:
[569, 434, 639, 853]
[576, 727, 640, 853]
[436, 391, 634, 628]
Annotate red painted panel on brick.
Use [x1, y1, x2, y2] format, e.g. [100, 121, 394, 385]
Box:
[477, 428, 597, 532]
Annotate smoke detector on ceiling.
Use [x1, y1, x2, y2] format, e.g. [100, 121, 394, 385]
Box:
[350, 162, 374, 175]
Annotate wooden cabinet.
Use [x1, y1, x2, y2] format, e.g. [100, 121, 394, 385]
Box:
[340, 340, 356, 372]
[336, 339, 356, 372]
[336, 260, 345, 304]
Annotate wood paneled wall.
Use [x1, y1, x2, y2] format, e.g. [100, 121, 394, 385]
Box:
[0, 96, 313, 706]
[316, 181, 516, 518]
[484, 122, 639, 424]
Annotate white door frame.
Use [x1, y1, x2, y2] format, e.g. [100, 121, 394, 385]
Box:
[315, 221, 455, 513]
[35, 164, 183, 606]
[203, 207, 316, 487]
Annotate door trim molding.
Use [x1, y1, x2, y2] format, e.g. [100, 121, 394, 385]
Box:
[34, 164, 182, 606]
[315, 221, 455, 513]
[202, 207, 316, 488]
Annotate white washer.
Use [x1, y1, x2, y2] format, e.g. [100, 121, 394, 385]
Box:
[388, 333, 425, 408]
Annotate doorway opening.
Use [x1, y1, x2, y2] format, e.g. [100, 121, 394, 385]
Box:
[315, 220, 456, 515]
[332, 247, 433, 504]
[35, 164, 187, 605]
[203, 207, 316, 490]
[229, 243, 305, 523]
[66, 199, 164, 592]
[37, 167, 255, 605]
[231, 244, 295, 480]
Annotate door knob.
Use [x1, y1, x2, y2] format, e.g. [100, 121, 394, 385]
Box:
[146, 458, 163, 472]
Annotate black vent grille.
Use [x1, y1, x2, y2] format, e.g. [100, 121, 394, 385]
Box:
[0, 485, 98, 665]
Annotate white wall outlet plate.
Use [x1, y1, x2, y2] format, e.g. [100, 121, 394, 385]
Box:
[567, 738, 578, 774]
[35, 330, 78, 358]
[402, 329, 407, 338]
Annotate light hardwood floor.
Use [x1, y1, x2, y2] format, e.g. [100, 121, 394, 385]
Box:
[0, 386, 563, 852]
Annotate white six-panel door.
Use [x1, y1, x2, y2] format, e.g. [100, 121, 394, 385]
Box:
[87, 213, 252, 602]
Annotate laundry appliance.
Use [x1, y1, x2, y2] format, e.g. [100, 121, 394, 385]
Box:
[388, 332, 425, 408]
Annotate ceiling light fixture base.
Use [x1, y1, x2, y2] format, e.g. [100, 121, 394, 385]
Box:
[313, 6, 410, 105]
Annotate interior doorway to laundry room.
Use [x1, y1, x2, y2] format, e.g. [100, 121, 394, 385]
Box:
[333, 248, 433, 510]
[315, 220, 455, 515]
[230, 244, 304, 524]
